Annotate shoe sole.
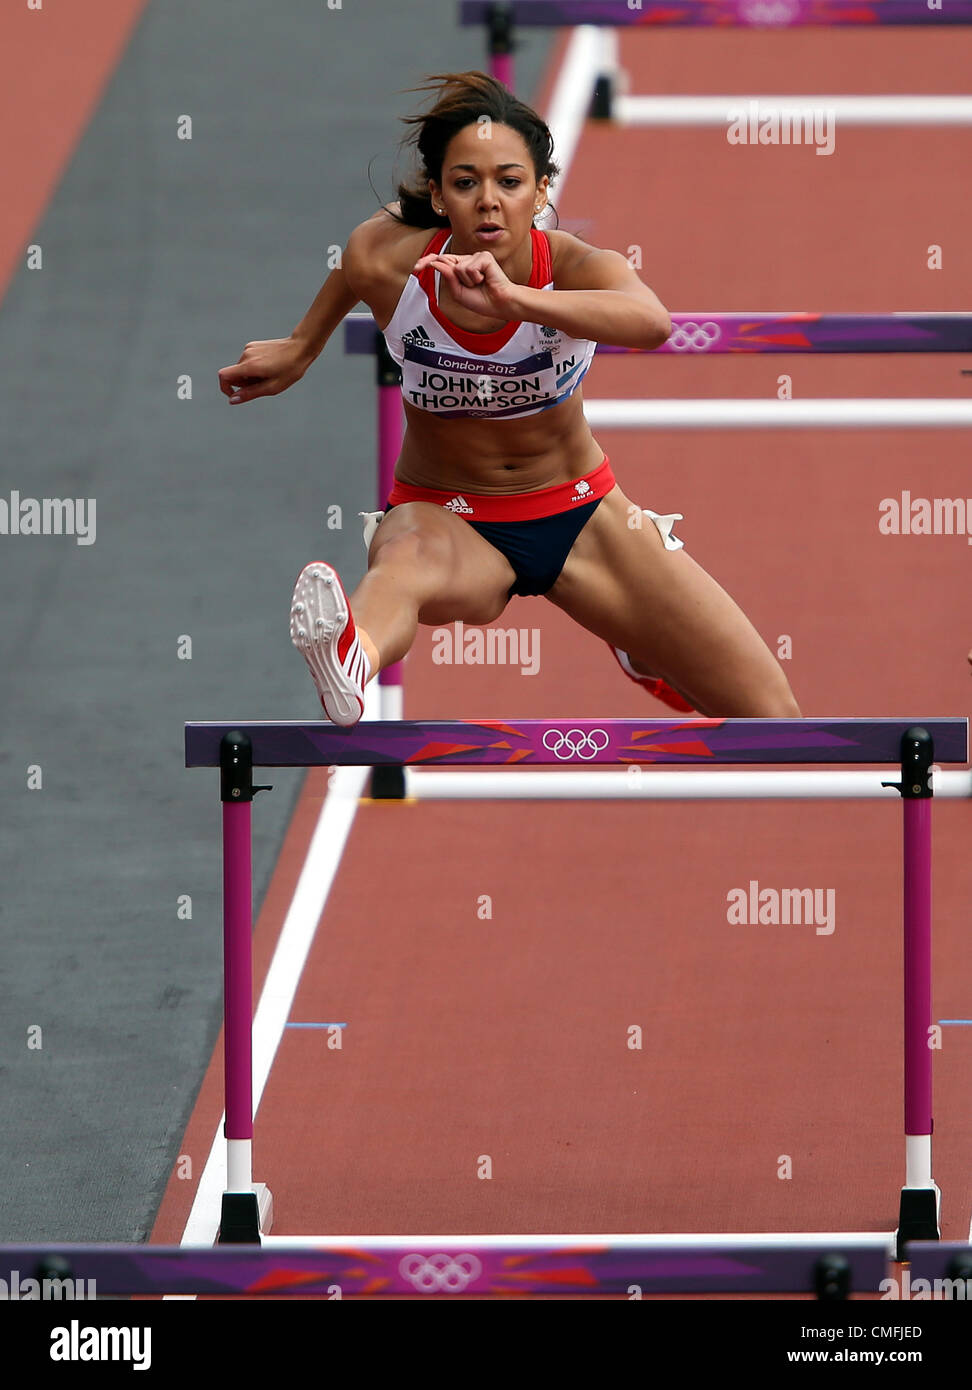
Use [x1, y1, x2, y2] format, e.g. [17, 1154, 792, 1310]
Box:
[290, 563, 364, 727]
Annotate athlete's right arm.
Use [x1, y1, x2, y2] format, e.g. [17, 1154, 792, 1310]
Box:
[217, 207, 396, 405]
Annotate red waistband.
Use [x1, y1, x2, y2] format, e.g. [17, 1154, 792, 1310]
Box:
[387, 456, 614, 522]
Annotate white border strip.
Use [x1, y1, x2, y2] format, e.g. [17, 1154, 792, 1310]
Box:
[616, 95, 972, 126]
[405, 769, 972, 800]
[258, 1230, 895, 1253]
[539, 26, 604, 219]
[583, 399, 972, 429]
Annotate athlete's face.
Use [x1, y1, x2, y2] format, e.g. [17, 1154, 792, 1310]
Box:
[428, 123, 547, 258]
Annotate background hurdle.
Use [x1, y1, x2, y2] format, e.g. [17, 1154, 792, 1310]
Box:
[348, 4, 972, 737]
[347, 311, 972, 357]
[461, 1, 972, 108]
[346, 310, 972, 731]
[184, 718, 968, 1265]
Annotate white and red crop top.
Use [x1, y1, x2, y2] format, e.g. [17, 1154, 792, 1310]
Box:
[381, 226, 597, 420]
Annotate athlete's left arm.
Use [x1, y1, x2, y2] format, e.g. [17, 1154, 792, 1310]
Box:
[510, 239, 671, 350]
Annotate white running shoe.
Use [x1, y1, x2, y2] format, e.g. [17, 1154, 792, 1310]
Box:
[290, 563, 370, 726]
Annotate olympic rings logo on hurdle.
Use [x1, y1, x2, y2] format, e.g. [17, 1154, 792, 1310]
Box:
[667, 321, 722, 353]
[542, 728, 611, 760]
[739, 0, 801, 26]
[399, 1253, 483, 1293]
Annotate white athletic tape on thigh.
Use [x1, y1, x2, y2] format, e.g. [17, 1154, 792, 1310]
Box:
[359, 511, 385, 549]
[643, 509, 684, 551]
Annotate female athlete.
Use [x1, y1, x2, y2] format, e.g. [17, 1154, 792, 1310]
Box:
[218, 72, 801, 726]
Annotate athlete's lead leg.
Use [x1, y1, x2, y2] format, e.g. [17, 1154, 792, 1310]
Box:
[291, 502, 517, 724]
[352, 502, 516, 668]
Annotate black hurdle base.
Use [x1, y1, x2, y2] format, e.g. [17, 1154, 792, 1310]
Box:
[590, 73, 614, 120]
[895, 1187, 940, 1261]
[218, 1192, 262, 1245]
[369, 764, 406, 799]
[216, 1183, 273, 1243]
[813, 1253, 851, 1301]
[946, 1250, 972, 1282]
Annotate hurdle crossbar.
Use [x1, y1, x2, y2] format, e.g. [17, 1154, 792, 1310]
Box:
[185, 719, 966, 1258]
[461, 1, 972, 28]
[345, 309, 972, 717]
[0, 1234, 904, 1297]
[461, 2, 972, 106]
[186, 718, 968, 768]
[343, 312, 972, 356]
[5, 1234, 972, 1297]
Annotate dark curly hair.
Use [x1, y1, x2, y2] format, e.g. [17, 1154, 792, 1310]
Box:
[382, 71, 560, 229]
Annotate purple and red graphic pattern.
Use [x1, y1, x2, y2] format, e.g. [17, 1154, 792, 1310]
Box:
[185, 719, 969, 769]
[345, 313, 972, 357]
[460, 1, 972, 28]
[0, 1241, 892, 1295]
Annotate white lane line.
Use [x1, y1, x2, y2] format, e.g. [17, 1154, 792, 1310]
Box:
[541, 26, 605, 208]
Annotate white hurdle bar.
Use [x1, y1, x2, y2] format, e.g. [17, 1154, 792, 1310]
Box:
[582, 400, 972, 430]
[613, 94, 972, 127]
[404, 768, 972, 800]
[259, 1230, 895, 1253]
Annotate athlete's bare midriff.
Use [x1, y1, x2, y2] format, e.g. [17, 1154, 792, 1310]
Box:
[363, 217, 606, 495]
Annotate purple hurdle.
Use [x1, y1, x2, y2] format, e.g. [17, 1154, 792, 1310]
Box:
[463, 1, 972, 96]
[185, 717, 968, 1259]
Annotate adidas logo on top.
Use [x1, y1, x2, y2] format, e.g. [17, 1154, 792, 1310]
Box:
[444, 495, 474, 514]
[402, 326, 435, 346]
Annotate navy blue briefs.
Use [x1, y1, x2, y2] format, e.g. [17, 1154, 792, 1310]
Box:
[381, 494, 604, 597]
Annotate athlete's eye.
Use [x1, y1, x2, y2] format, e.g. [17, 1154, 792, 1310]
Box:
[453, 178, 523, 189]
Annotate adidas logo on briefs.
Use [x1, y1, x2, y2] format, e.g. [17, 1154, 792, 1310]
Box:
[444, 495, 474, 514]
[402, 326, 435, 346]
[572, 479, 592, 500]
